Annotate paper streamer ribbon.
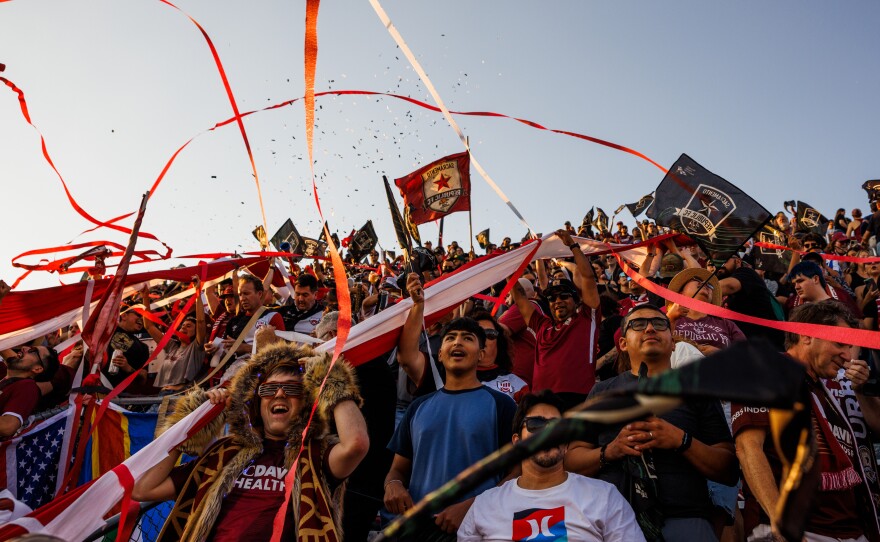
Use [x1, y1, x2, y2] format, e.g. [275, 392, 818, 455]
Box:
[754, 242, 880, 264]
[271, 2, 353, 540]
[367, 0, 534, 233]
[616, 254, 880, 350]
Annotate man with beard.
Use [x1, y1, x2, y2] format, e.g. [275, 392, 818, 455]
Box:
[0, 345, 57, 438]
[512, 228, 600, 410]
[205, 274, 285, 374]
[279, 274, 324, 335]
[458, 390, 644, 541]
[105, 304, 151, 389]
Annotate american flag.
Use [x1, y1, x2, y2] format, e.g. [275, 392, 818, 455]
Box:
[1, 407, 74, 510]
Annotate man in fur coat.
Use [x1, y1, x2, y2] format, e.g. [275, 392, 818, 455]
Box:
[133, 341, 369, 542]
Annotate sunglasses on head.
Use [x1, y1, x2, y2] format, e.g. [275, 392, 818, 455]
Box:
[624, 316, 670, 333]
[483, 328, 499, 340]
[522, 416, 554, 433]
[546, 292, 574, 302]
[257, 381, 304, 398]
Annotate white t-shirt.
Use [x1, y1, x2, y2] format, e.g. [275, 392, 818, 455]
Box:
[458, 473, 646, 542]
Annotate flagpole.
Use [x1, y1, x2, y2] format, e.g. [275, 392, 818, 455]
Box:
[438, 217, 444, 251]
[466, 137, 474, 253]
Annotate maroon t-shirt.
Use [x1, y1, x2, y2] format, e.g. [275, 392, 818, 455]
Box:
[732, 379, 864, 539]
[673, 315, 746, 350]
[170, 438, 339, 542]
[528, 306, 600, 395]
[0, 377, 41, 429]
[498, 301, 541, 386]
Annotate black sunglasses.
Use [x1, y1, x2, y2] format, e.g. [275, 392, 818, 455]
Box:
[546, 292, 574, 302]
[18, 346, 46, 370]
[803, 243, 819, 249]
[483, 328, 499, 340]
[257, 382, 304, 398]
[522, 416, 554, 433]
[624, 317, 670, 333]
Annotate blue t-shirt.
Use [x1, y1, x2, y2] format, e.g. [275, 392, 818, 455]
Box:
[388, 385, 517, 503]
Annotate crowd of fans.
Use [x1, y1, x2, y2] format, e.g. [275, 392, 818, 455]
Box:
[3, 203, 880, 542]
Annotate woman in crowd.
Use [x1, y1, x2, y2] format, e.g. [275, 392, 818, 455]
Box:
[141, 278, 206, 394]
[665, 268, 745, 355]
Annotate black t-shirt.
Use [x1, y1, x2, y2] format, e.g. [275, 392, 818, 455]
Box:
[106, 328, 150, 387]
[724, 266, 785, 349]
[224, 312, 251, 340]
[584, 371, 733, 520]
[279, 302, 325, 334]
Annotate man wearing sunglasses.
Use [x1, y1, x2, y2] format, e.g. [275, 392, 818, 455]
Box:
[134, 342, 368, 541]
[459, 390, 644, 541]
[512, 228, 601, 411]
[566, 305, 737, 542]
[1, 345, 54, 438]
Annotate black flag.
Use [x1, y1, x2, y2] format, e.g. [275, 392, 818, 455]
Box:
[476, 228, 490, 249]
[794, 201, 829, 235]
[754, 224, 791, 275]
[403, 205, 423, 247]
[647, 153, 771, 265]
[625, 193, 654, 218]
[383, 175, 413, 257]
[301, 237, 327, 258]
[270, 219, 304, 255]
[581, 207, 594, 231]
[349, 221, 379, 261]
[863, 180, 880, 204]
[593, 208, 609, 234]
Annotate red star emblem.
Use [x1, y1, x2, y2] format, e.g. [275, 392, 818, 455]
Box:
[433, 174, 451, 191]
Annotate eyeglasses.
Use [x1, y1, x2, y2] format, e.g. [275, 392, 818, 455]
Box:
[257, 382, 304, 398]
[546, 292, 574, 302]
[18, 346, 46, 369]
[522, 416, 554, 433]
[803, 243, 819, 250]
[624, 317, 670, 333]
[483, 329, 499, 340]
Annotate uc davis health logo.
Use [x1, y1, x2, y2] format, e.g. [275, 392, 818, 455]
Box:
[511, 506, 567, 541]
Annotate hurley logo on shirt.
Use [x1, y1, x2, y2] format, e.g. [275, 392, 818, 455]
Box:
[232, 464, 288, 491]
[512, 506, 567, 541]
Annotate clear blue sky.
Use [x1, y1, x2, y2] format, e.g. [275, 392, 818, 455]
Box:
[1, 1, 878, 289]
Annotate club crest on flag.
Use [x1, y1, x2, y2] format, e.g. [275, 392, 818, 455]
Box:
[394, 151, 471, 225]
[675, 184, 737, 241]
[421, 158, 465, 213]
[758, 229, 786, 257]
[800, 207, 822, 228]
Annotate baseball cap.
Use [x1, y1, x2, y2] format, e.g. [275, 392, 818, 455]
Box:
[219, 285, 235, 298]
[544, 278, 579, 299]
[659, 254, 685, 279]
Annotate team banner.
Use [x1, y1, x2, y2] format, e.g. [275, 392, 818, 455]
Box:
[476, 228, 490, 250]
[795, 201, 829, 235]
[403, 205, 423, 246]
[580, 207, 594, 233]
[270, 219, 303, 254]
[754, 224, 791, 275]
[383, 176, 413, 255]
[863, 180, 880, 204]
[593, 208, 610, 234]
[625, 193, 654, 218]
[300, 237, 327, 258]
[647, 154, 771, 265]
[349, 221, 379, 261]
[394, 151, 471, 225]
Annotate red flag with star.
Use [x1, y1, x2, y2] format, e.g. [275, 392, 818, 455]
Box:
[394, 151, 471, 225]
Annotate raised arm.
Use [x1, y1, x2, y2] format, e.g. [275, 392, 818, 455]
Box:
[556, 229, 599, 309]
[140, 288, 164, 344]
[396, 273, 428, 386]
[193, 276, 206, 347]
